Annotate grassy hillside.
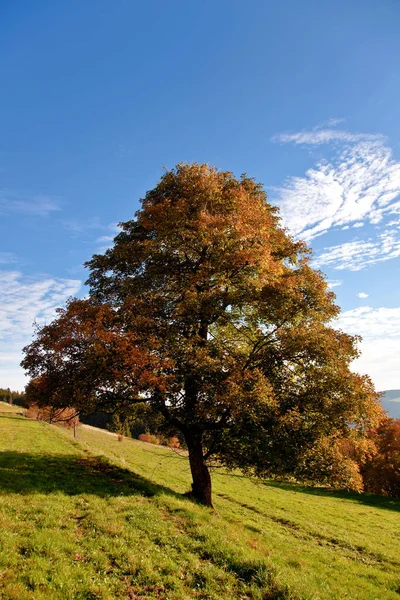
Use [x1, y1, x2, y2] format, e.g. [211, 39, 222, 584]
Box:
[0, 400, 26, 415]
[0, 415, 399, 599]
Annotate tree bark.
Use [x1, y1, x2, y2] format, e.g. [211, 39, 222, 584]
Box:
[186, 434, 213, 507]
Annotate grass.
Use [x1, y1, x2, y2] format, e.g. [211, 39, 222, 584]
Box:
[0, 416, 399, 599]
[0, 401, 26, 415]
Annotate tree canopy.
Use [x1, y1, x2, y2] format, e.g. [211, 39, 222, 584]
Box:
[22, 164, 383, 506]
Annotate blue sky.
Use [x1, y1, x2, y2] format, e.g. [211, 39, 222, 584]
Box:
[1, 0, 400, 390]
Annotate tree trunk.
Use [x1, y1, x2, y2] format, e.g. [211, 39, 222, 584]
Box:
[186, 435, 213, 507]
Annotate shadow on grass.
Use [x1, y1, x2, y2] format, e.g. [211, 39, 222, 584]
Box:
[215, 468, 399, 512]
[0, 450, 181, 499]
[0, 412, 25, 418]
[263, 479, 400, 513]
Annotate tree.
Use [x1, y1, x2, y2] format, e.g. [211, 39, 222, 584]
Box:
[361, 418, 400, 497]
[25, 403, 80, 438]
[0, 387, 27, 407]
[22, 164, 383, 507]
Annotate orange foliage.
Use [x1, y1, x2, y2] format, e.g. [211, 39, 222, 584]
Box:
[26, 402, 79, 428]
[362, 418, 400, 497]
[138, 433, 159, 445]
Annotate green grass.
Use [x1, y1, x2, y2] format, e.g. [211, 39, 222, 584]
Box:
[0, 401, 26, 415]
[0, 416, 399, 599]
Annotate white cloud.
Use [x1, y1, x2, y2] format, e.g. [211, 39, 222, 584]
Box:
[0, 271, 81, 390]
[63, 219, 122, 250]
[313, 230, 400, 271]
[327, 280, 342, 288]
[95, 223, 122, 252]
[273, 129, 383, 146]
[357, 292, 369, 298]
[0, 192, 62, 216]
[96, 235, 115, 253]
[272, 127, 400, 270]
[108, 222, 122, 233]
[335, 306, 400, 390]
[315, 118, 346, 129]
[337, 306, 400, 339]
[96, 235, 114, 243]
[274, 137, 400, 241]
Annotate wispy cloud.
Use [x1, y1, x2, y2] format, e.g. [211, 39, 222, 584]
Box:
[337, 306, 400, 339]
[357, 292, 369, 299]
[314, 117, 346, 129]
[327, 280, 342, 288]
[273, 129, 383, 146]
[62, 217, 103, 234]
[336, 306, 400, 389]
[0, 271, 81, 390]
[63, 218, 121, 243]
[0, 252, 17, 265]
[313, 231, 400, 271]
[0, 192, 62, 216]
[95, 223, 122, 252]
[273, 136, 400, 240]
[272, 126, 400, 270]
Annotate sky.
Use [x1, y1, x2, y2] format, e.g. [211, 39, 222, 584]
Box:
[1, 0, 400, 391]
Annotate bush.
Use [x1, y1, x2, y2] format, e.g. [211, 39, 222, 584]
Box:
[138, 433, 159, 445]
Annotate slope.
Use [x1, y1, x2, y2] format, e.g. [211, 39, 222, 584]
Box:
[0, 414, 399, 600]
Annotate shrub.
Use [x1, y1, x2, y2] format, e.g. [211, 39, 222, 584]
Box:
[25, 404, 40, 420]
[138, 433, 159, 445]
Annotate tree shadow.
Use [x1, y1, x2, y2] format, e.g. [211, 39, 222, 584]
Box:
[0, 450, 181, 499]
[262, 480, 400, 513]
[0, 411, 25, 418]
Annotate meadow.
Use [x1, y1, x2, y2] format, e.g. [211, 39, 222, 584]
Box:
[0, 406, 399, 599]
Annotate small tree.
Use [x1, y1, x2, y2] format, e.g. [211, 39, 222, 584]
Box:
[26, 403, 80, 437]
[22, 164, 383, 506]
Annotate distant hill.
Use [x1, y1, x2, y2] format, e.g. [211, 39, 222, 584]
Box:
[380, 390, 400, 419]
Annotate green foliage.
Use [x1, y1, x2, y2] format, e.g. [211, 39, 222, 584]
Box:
[0, 387, 27, 407]
[108, 412, 130, 436]
[1, 416, 399, 599]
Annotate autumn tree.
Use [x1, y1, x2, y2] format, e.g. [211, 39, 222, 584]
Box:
[22, 164, 383, 507]
[361, 418, 400, 497]
[25, 403, 80, 438]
